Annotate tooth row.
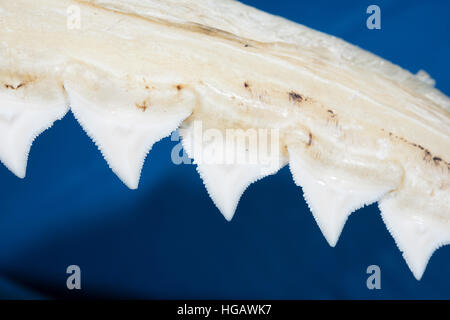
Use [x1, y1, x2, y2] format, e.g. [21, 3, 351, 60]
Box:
[1, 0, 448, 281]
[0, 71, 448, 280]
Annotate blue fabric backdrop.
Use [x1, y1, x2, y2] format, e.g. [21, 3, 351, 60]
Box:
[0, 0, 449, 299]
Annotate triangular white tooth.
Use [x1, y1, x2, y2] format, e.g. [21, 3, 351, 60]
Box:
[180, 120, 286, 221]
[195, 161, 277, 221]
[288, 144, 397, 247]
[379, 194, 450, 280]
[0, 87, 68, 178]
[65, 84, 191, 189]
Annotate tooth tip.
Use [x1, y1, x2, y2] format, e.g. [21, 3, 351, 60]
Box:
[299, 184, 355, 249]
[309, 207, 344, 247]
[126, 181, 139, 190]
[403, 252, 428, 280]
[16, 171, 26, 179]
[11, 164, 26, 179]
[112, 167, 142, 190]
[207, 185, 239, 221]
[321, 228, 341, 247]
[325, 235, 338, 247]
[223, 213, 234, 222]
[0, 158, 27, 179]
[412, 267, 424, 281]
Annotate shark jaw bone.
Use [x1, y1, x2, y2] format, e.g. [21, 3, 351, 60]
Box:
[0, 0, 449, 280]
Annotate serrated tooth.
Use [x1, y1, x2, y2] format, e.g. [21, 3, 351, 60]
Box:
[180, 120, 286, 221]
[192, 160, 277, 221]
[379, 190, 450, 280]
[64, 71, 193, 189]
[288, 142, 401, 247]
[0, 76, 68, 178]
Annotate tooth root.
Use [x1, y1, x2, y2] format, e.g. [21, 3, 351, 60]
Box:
[180, 120, 286, 221]
[379, 193, 450, 280]
[288, 143, 399, 247]
[0, 82, 68, 178]
[65, 84, 191, 189]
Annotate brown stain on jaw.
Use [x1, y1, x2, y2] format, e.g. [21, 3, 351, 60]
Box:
[4, 83, 25, 90]
[423, 150, 432, 162]
[307, 132, 313, 146]
[327, 109, 336, 118]
[326, 109, 339, 128]
[433, 156, 442, 165]
[3, 75, 37, 90]
[135, 100, 149, 112]
[385, 130, 449, 168]
[289, 91, 303, 104]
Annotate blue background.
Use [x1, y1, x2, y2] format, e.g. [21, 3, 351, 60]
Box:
[0, 0, 449, 299]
